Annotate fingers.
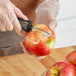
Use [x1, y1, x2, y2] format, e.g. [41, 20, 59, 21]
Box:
[12, 6, 28, 36]
[0, 3, 22, 35]
[0, 0, 28, 36]
[13, 7, 28, 20]
[0, 12, 13, 31]
[4, 16, 13, 31]
[49, 20, 58, 31]
[12, 15, 22, 36]
[7, 4, 23, 36]
[35, 0, 59, 30]
[0, 20, 13, 32]
[10, 1, 28, 20]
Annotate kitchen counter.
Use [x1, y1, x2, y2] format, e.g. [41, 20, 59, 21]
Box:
[0, 46, 76, 76]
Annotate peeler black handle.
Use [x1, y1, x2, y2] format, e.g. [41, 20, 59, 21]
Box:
[18, 17, 33, 32]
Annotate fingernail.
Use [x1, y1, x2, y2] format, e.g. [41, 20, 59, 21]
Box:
[1, 28, 6, 32]
[9, 26, 13, 31]
[17, 29, 23, 36]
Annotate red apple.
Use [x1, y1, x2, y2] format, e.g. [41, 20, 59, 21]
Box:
[46, 62, 76, 76]
[22, 24, 55, 56]
[65, 50, 76, 66]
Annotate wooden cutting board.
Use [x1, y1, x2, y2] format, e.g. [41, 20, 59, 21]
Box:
[0, 46, 76, 76]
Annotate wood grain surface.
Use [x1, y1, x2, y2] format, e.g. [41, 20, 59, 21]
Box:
[0, 46, 76, 76]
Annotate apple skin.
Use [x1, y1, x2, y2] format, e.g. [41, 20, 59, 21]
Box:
[65, 50, 76, 66]
[22, 24, 55, 56]
[46, 62, 76, 76]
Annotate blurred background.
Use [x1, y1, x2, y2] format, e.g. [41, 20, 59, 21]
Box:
[54, 0, 76, 48]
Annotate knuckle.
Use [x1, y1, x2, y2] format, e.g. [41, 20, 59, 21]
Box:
[9, 28, 13, 31]
[16, 7, 22, 14]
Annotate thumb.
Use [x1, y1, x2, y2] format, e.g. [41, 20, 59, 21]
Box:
[13, 6, 28, 20]
[10, 1, 28, 20]
[49, 20, 58, 31]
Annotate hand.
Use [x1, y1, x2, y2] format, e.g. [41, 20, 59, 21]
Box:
[0, 0, 28, 36]
[35, 0, 60, 30]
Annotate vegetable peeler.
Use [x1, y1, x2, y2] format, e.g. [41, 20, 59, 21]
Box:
[18, 18, 51, 37]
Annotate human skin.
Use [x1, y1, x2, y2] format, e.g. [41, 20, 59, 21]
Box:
[10, 0, 42, 24]
[10, 0, 59, 24]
